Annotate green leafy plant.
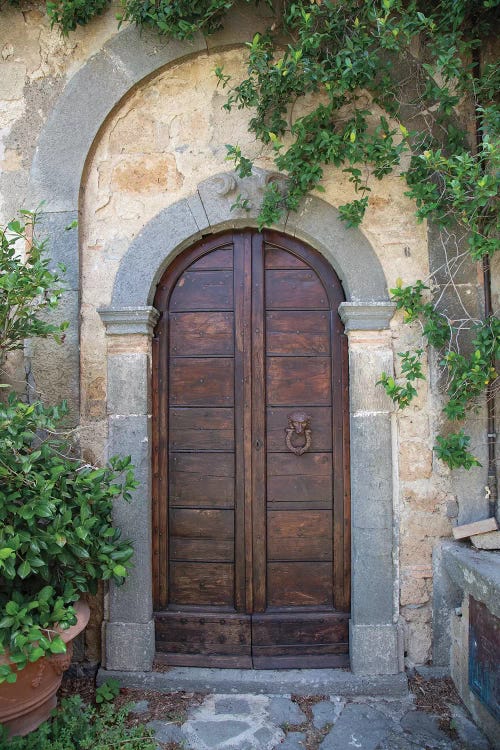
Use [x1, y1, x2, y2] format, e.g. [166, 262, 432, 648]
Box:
[0, 695, 156, 749]
[46, 0, 111, 34]
[0, 210, 68, 368]
[95, 678, 121, 704]
[0, 212, 136, 683]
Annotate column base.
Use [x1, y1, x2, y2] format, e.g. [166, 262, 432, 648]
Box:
[105, 620, 155, 672]
[350, 622, 404, 675]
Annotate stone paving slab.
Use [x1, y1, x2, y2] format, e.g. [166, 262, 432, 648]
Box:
[127, 689, 491, 750]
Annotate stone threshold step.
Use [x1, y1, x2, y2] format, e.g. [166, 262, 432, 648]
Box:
[97, 667, 408, 697]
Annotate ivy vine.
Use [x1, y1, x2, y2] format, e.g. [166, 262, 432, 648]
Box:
[2, 0, 499, 471]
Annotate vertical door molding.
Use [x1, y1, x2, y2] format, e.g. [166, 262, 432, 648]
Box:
[339, 301, 402, 675]
[98, 306, 159, 670]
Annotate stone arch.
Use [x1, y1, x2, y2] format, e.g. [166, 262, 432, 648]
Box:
[99, 172, 399, 677]
[111, 169, 389, 307]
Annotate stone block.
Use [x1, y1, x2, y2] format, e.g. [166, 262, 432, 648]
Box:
[147, 720, 184, 744]
[30, 290, 79, 421]
[350, 623, 403, 675]
[108, 538, 153, 623]
[311, 698, 344, 729]
[349, 346, 394, 413]
[104, 619, 155, 672]
[104, 25, 206, 83]
[267, 697, 306, 727]
[37, 210, 79, 291]
[108, 353, 150, 415]
[471, 530, 500, 550]
[319, 703, 391, 749]
[399, 440, 432, 481]
[30, 52, 132, 211]
[352, 528, 395, 623]
[351, 413, 393, 530]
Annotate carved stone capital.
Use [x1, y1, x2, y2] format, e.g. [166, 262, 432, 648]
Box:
[98, 306, 160, 337]
[339, 302, 396, 332]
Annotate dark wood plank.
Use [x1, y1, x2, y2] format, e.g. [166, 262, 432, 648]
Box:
[267, 454, 332, 505]
[252, 233, 267, 613]
[169, 408, 234, 452]
[265, 246, 308, 269]
[156, 612, 250, 643]
[170, 312, 234, 356]
[233, 232, 252, 612]
[156, 652, 253, 668]
[266, 407, 332, 452]
[170, 270, 233, 311]
[170, 357, 234, 406]
[265, 270, 329, 309]
[170, 509, 234, 539]
[170, 538, 234, 562]
[170, 562, 234, 606]
[266, 357, 331, 405]
[267, 452, 332, 476]
[252, 612, 349, 645]
[189, 246, 233, 270]
[266, 311, 330, 355]
[267, 475, 332, 505]
[170, 453, 234, 507]
[267, 562, 332, 607]
[267, 510, 332, 561]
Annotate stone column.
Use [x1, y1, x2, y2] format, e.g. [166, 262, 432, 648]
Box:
[339, 302, 403, 675]
[98, 306, 159, 671]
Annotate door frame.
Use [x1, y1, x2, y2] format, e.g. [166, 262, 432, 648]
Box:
[98, 170, 401, 676]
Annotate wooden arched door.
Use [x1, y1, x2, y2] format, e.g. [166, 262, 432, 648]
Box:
[152, 229, 350, 668]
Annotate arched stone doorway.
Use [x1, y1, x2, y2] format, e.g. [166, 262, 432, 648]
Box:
[98, 172, 399, 675]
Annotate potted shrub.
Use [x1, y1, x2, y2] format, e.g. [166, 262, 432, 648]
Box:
[0, 212, 135, 736]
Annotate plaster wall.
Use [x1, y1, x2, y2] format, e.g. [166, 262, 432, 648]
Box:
[0, 4, 490, 667]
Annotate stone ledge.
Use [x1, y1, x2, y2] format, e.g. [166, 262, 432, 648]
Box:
[339, 302, 396, 331]
[96, 666, 408, 697]
[98, 306, 160, 336]
[442, 540, 500, 619]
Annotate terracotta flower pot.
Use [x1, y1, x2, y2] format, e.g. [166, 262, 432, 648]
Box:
[0, 600, 90, 738]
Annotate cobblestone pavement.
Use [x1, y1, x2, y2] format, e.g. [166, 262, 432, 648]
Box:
[131, 692, 492, 750]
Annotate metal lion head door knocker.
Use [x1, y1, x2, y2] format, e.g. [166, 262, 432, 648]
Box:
[285, 411, 312, 456]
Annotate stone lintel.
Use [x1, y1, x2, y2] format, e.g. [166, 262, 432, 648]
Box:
[105, 620, 155, 672]
[339, 302, 396, 332]
[350, 622, 404, 675]
[98, 306, 160, 337]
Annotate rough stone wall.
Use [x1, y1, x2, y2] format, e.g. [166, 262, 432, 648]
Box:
[0, 4, 489, 667]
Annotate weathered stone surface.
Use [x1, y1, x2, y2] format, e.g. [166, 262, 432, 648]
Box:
[0, 61, 25, 99]
[470, 530, 500, 550]
[279, 732, 307, 749]
[350, 623, 403, 676]
[105, 619, 155, 672]
[267, 697, 306, 727]
[400, 710, 451, 747]
[147, 719, 184, 744]
[215, 697, 251, 715]
[130, 699, 149, 715]
[449, 705, 491, 750]
[399, 440, 433, 480]
[311, 698, 344, 729]
[107, 353, 150, 415]
[319, 703, 391, 750]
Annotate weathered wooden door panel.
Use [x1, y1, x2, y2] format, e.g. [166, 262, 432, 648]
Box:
[152, 230, 350, 668]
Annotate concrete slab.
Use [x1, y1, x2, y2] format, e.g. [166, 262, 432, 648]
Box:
[97, 667, 409, 697]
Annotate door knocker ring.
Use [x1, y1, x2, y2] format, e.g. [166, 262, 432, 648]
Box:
[285, 412, 312, 456]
